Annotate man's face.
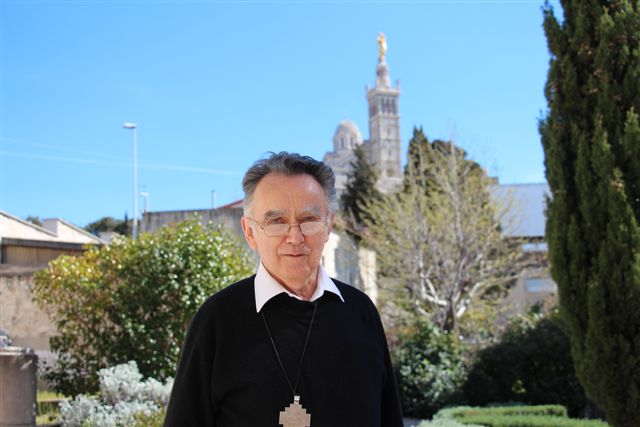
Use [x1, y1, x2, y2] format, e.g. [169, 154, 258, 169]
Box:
[241, 173, 333, 289]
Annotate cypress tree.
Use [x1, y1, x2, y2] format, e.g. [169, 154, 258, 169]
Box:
[540, 1, 640, 425]
[340, 144, 382, 239]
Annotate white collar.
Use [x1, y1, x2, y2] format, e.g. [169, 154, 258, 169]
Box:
[254, 262, 344, 312]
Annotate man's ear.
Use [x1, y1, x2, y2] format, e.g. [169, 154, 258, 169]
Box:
[241, 217, 258, 250]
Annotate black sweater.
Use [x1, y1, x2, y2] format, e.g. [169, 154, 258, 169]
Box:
[164, 276, 403, 427]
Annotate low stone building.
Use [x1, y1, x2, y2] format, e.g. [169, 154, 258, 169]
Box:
[0, 211, 103, 351]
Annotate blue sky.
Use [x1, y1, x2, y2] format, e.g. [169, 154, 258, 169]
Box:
[1, 0, 558, 227]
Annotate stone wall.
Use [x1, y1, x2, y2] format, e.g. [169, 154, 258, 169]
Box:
[141, 208, 244, 238]
[0, 265, 56, 351]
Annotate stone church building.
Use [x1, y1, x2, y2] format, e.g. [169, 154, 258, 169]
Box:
[323, 33, 403, 196]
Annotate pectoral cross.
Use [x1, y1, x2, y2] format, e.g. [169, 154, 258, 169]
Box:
[279, 395, 311, 427]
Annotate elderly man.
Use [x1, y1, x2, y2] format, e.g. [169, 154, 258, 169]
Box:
[164, 152, 403, 427]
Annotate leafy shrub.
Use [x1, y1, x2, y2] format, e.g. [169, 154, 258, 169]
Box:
[34, 220, 253, 396]
[418, 419, 482, 427]
[430, 405, 608, 427]
[394, 318, 466, 418]
[456, 414, 608, 427]
[436, 404, 567, 419]
[463, 313, 589, 416]
[60, 361, 171, 427]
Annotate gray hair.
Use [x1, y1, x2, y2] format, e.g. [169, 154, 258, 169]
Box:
[242, 152, 338, 215]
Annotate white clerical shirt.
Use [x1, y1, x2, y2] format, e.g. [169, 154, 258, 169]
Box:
[254, 262, 344, 313]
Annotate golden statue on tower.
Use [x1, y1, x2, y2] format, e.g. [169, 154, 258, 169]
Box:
[377, 32, 387, 62]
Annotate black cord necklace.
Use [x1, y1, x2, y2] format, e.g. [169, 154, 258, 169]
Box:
[261, 299, 318, 427]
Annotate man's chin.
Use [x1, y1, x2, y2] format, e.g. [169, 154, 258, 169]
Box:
[277, 264, 314, 280]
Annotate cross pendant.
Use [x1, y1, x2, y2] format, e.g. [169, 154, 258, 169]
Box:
[278, 395, 311, 427]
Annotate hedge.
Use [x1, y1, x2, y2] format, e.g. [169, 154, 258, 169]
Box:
[430, 405, 608, 427]
[435, 405, 567, 420]
[418, 419, 482, 427]
[456, 414, 608, 427]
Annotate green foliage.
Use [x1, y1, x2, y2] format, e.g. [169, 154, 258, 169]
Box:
[540, 1, 640, 425]
[84, 215, 131, 236]
[365, 128, 525, 332]
[431, 405, 608, 427]
[455, 414, 608, 427]
[463, 310, 589, 417]
[393, 318, 466, 418]
[436, 405, 567, 419]
[33, 220, 253, 396]
[26, 215, 43, 226]
[130, 408, 165, 427]
[403, 127, 482, 194]
[418, 419, 482, 427]
[339, 144, 382, 240]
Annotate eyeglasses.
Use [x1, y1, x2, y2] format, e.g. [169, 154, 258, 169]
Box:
[246, 217, 328, 237]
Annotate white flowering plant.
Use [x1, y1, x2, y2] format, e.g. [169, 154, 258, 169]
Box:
[60, 361, 172, 427]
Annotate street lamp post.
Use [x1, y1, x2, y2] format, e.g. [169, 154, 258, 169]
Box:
[123, 122, 138, 239]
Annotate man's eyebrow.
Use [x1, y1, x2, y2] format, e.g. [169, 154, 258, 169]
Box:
[262, 210, 286, 221]
[261, 207, 323, 221]
[298, 206, 323, 217]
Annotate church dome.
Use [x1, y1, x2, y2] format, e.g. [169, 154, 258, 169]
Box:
[333, 120, 363, 152]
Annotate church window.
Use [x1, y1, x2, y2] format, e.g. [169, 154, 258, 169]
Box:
[350, 136, 354, 147]
[340, 138, 344, 149]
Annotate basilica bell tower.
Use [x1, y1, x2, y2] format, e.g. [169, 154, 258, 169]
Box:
[365, 33, 402, 193]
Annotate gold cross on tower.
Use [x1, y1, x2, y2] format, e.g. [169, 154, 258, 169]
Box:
[279, 396, 311, 427]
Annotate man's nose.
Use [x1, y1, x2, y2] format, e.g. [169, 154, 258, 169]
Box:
[284, 223, 305, 244]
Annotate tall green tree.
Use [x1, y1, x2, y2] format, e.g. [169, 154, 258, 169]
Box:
[340, 144, 382, 239]
[404, 127, 482, 193]
[540, 1, 640, 425]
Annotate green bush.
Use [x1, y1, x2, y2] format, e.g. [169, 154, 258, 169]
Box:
[463, 313, 589, 416]
[418, 419, 482, 427]
[457, 414, 608, 427]
[34, 220, 253, 396]
[394, 318, 466, 418]
[431, 405, 608, 427]
[435, 404, 567, 419]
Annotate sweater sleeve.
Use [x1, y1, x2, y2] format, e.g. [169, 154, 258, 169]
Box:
[164, 302, 217, 427]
